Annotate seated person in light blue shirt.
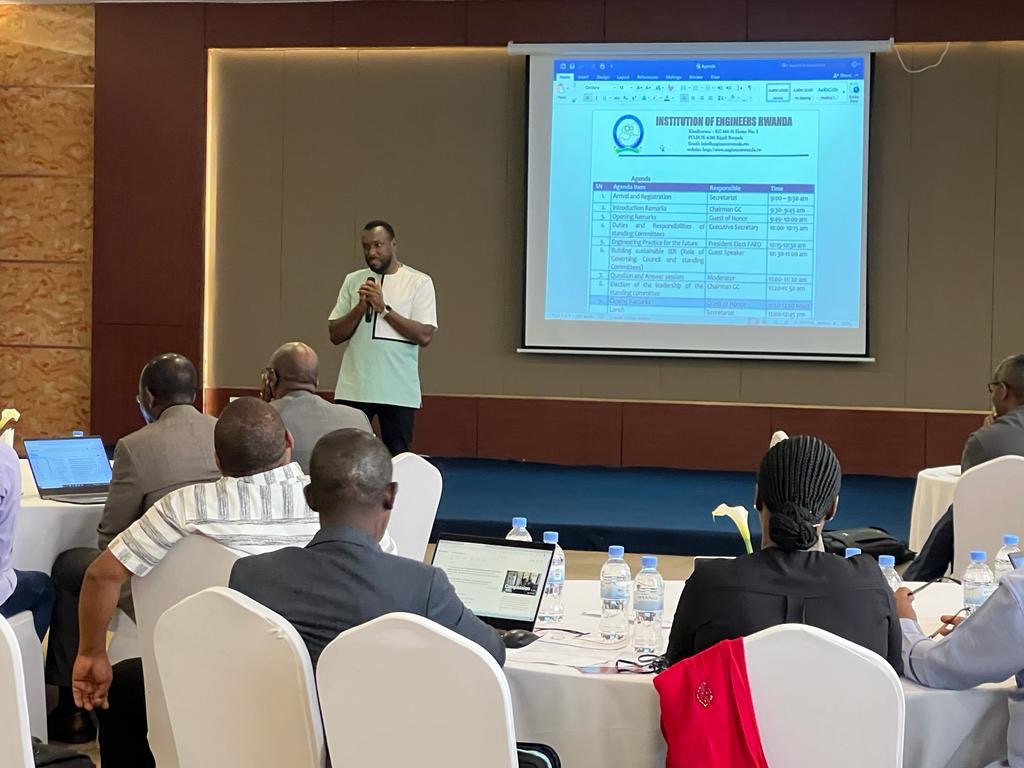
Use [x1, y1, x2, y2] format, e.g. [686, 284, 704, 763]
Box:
[896, 577, 1024, 768]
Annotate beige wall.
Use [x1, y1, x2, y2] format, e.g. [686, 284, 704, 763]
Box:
[206, 44, 1024, 412]
[0, 6, 93, 448]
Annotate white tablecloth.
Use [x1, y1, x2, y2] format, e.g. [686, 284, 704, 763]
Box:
[507, 580, 1012, 768]
[13, 459, 103, 573]
[909, 466, 961, 553]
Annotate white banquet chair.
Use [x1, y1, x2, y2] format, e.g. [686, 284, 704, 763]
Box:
[154, 587, 324, 768]
[8, 611, 45, 742]
[952, 455, 1024, 577]
[0, 615, 34, 768]
[317, 613, 517, 768]
[745, 624, 904, 768]
[132, 535, 242, 768]
[389, 453, 442, 561]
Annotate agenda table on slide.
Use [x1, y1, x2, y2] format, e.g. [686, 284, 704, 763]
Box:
[589, 181, 816, 324]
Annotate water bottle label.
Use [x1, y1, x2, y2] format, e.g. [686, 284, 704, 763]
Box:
[601, 583, 629, 600]
[634, 598, 663, 613]
[547, 568, 565, 585]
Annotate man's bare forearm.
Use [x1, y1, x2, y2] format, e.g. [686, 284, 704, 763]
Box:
[329, 303, 365, 345]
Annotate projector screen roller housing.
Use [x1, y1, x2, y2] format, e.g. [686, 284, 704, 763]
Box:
[522, 46, 877, 360]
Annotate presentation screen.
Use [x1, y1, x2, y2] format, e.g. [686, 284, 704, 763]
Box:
[523, 50, 873, 359]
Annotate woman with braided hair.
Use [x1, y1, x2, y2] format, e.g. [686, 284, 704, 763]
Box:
[665, 435, 902, 672]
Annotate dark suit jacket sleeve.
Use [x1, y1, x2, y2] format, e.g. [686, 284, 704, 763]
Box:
[425, 569, 506, 667]
[97, 440, 144, 550]
[665, 577, 700, 666]
[961, 431, 988, 473]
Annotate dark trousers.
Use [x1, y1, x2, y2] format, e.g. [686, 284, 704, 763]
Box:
[45, 547, 100, 687]
[0, 570, 54, 640]
[904, 505, 955, 581]
[337, 400, 416, 456]
[96, 657, 154, 768]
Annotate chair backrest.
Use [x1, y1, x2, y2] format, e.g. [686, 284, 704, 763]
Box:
[132, 535, 243, 768]
[389, 453, 442, 561]
[8, 611, 46, 742]
[0, 616, 34, 768]
[952, 455, 1024, 577]
[745, 624, 904, 768]
[154, 587, 324, 768]
[317, 613, 517, 768]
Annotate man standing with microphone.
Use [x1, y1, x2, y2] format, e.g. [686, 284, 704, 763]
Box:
[328, 220, 437, 455]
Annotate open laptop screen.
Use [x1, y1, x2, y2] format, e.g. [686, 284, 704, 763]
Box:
[432, 534, 555, 631]
[23, 437, 112, 492]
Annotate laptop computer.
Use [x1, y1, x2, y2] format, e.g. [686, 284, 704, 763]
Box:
[431, 533, 555, 642]
[23, 436, 112, 504]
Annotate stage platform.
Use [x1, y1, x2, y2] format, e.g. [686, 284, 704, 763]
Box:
[428, 458, 915, 557]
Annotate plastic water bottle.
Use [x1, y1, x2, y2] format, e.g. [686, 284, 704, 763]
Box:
[538, 532, 565, 624]
[963, 551, 996, 615]
[599, 546, 631, 642]
[633, 556, 665, 654]
[506, 517, 531, 542]
[845, 547, 862, 558]
[994, 535, 1020, 582]
[878, 555, 902, 591]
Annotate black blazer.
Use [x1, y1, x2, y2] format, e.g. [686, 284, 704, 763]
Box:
[229, 525, 506, 668]
[665, 548, 903, 674]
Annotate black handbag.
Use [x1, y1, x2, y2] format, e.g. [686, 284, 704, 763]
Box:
[822, 527, 916, 564]
[32, 739, 95, 767]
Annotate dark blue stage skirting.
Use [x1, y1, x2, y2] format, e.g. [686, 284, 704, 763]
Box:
[427, 458, 915, 557]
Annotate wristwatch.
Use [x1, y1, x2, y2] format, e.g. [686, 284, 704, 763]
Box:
[381, 304, 392, 318]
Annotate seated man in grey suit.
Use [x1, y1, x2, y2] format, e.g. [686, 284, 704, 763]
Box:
[906, 353, 1024, 580]
[260, 341, 372, 473]
[229, 428, 505, 668]
[47, 353, 219, 743]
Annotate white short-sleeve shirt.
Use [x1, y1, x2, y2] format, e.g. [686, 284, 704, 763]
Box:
[329, 264, 437, 408]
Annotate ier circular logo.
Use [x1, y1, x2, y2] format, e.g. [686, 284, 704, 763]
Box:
[613, 114, 644, 154]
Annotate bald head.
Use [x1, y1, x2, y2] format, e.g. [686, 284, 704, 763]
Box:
[215, 397, 291, 477]
[305, 429, 396, 534]
[138, 353, 198, 421]
[262, 341, 319, 400]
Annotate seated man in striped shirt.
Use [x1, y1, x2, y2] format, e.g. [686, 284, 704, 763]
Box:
[70, 396, 395, 714]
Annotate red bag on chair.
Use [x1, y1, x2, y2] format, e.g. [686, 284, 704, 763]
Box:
[653, 638, 769, 768]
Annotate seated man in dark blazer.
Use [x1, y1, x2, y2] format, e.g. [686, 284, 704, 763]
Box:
[666, 435, 903, 673]
[229, 428, 505, 667]
[905, 353, 1024, 580]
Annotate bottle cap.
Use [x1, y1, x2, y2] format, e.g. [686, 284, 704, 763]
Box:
[970, 550, 987, 562]
[641, 555, 657, 569]
[1005, 534, 1020, 546]
[878, 555, 895, 568]
[512, 517, 527, 528]
[543, 531, 558, 544]
[71, 430, 85, 438]
[845, 547, 862, 558]
[608, 545, 625, 558]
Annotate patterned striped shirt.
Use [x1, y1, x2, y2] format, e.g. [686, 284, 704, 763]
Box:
[108, 462, 396, 577]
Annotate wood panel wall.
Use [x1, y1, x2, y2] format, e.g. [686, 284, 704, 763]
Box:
[0, 5, 94, 449]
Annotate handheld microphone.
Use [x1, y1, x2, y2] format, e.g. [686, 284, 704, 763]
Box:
[364, 277, 376, 323]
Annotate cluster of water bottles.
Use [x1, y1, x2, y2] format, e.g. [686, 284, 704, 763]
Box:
[960, 534, 1019, 615]
[506, 517, 665, 653]
[846, 534, 1022, 616]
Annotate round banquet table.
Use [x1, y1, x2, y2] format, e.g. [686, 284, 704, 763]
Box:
[909, 466, 961, 553]
[13, 459, 104, 573]
[506, 579, 1012, 768]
